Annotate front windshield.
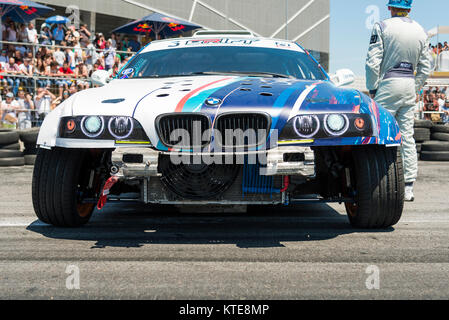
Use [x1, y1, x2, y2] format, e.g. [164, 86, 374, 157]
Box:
[119, 46, 327, 80]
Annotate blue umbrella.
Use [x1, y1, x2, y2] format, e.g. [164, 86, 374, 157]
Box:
[0, 0, 54, 23]
[111, 13, 202, 39]
[45, 15, 70, 25]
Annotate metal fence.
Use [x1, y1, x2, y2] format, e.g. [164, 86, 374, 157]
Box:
[0, 40, 137, 129]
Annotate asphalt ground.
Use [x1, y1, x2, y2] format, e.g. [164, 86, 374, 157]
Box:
[0, 161, 448, 300]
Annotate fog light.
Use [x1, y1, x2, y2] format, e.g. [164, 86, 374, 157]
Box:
[81, 116, 104, 137]
[324, 114, 349, 136]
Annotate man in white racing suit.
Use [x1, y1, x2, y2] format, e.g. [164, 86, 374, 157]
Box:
[366, 0, 432, 202]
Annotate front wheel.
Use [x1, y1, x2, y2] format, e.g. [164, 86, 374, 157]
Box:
[344, 146, 405, 229]
[32, 148, 104, 227]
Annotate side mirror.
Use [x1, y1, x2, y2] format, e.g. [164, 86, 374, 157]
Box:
[91, 70, 111, 87]
[330, 69, 355, 87]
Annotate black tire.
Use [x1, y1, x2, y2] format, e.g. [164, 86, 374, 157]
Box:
[32, 148, 104, 227]
[420, 151, 449, 161]
[431, 132, 449, 142]
[345, 146, 404, 229]
[0, 142, 21, 150]
[0, 150, 24, 158]
[422, 141, 449, 152]
[0, 131, 20, 145]
[414, 128, 431, 142]
[0, 157, 25, 167]
[24, 155, 36, 165]
[24, 144, 38, 155]
[431, 124, 449, 134]
[19, 129, 39, 144]
[414, 119, 433, 129]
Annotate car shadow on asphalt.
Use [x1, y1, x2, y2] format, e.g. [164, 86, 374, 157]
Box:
[26, 202, 394, 249]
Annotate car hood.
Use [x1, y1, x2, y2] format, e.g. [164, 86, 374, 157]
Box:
[69, 75, 364, 148]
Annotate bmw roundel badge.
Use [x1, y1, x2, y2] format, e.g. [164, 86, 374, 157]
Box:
[205, 97, 222, 106]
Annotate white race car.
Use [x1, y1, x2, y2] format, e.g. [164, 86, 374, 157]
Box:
[33, 31, 404, 228]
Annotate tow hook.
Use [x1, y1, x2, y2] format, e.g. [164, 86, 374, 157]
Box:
[97, 176, 121, 210]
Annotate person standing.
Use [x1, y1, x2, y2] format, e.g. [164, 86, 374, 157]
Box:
[366, 0, 432, 202]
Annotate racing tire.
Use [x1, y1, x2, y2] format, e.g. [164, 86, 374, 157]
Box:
[32, 148, 102, 227]
[345, 146, 404, 229]
[0, 131, 20, 145]
[0, 157, 25, 167]
[19, 128, 39, 144]
[0, 150, 24, 158]
[414, 119, 433, 129]
[422, 141, 449, 152]
[431, 124, 449, 134]
[24, 155, 37, 165]
[420, 151, 449, 162]
[24, 143, 38, 155]
[0, 142, 21, 150]
[414, 128, 431, 142]
[431, 132, 449, 142]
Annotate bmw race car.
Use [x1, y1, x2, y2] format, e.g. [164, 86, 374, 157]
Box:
[33, 31, 404, 228]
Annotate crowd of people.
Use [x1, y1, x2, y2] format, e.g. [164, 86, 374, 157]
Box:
[418, 86, 449, 124]
[0, 18, 144, 128]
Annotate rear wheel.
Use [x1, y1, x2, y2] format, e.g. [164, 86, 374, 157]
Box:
[32, 148, 105, 227]
[344, 146, 404, 229]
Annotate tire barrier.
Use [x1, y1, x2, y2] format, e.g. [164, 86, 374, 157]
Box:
[0, 128, 39, 166]
[415, 120, 449, 162]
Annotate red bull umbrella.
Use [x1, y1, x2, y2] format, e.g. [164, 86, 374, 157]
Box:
[0, 0, 54, 49]
[0, 0, 54, 23]
[111, 13, 202, 39]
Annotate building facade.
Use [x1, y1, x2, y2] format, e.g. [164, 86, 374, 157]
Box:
[38, 0, 330, 70]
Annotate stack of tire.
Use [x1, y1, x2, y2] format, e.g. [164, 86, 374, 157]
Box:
[414, 120, 432, 159]
[421, 124, 449, 162]
[0, 130, 25, 167]
[19, 128, 39, 165]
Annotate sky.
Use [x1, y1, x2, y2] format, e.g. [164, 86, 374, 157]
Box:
[330, 0, 449, 76]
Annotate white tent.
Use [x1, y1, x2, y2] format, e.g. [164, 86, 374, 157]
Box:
[428, 26, 449, 38]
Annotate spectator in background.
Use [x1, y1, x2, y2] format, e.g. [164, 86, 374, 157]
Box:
[53, 24, 65, 45]
[39, 24, 52, 45]
[19, 58, 33, 92]
[18, 24, 28, 43]
[16, 89, 34, 129]
[96, 33, 106, 50]
[58, 61, 74, 98]
[53, 45, 65, 67]
[0, 92, 19, 124]
[74, 63, 90, 90]
[85, 39, 98, 72]
[0, 49, 8, 66]
[79, 24, 91, 47]
[4, 57, 21, 96]
[34, 86, 56, 123]
[6, 22, 17, 43]
[128, 36, 141, 52]
[103, 40, 116, 71]
[27, 23, 38, 46]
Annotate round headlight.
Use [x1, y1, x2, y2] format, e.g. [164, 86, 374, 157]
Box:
[293, 115, 320, 139]
[325, 114, 349, 136]
[81, 116, 104, 138]
[108, 117, 134, 140]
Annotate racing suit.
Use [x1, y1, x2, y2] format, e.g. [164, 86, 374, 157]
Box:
[366, 16, 432, 183]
